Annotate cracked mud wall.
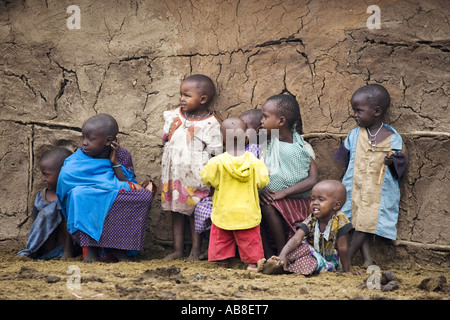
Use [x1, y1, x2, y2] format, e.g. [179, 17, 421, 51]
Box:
[0, 0, 448, 264]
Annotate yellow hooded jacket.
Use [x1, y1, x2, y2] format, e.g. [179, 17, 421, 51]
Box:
[200, 151, 269, 230]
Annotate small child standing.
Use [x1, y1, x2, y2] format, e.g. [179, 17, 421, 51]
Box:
[201, 118, 269, 270]
[334, 84, 407, 267]
[19, 147, 75, 260]
[257, 180, 355, 275]
[259, 94, 319, 258]
[194, 109, 264, 238]
[161, 74, 222, 260]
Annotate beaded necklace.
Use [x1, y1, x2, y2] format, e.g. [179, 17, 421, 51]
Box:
[366, 122, 384, 152]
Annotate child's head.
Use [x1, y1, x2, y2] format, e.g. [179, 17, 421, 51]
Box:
[310, 180, 347, 220]
[351, 84, 390, 127]
[240, 109, 263, 145]
[261, 94, 302, 134]
[221, 117, 247, 152]
[180, 74, 216, 113]
[81, 113, 119, 158]
[39, 147, 73, 190]
[239, 109, 263, 132]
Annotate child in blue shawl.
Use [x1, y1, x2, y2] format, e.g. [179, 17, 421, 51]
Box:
[57, 114, 154, 262]
[19, 147, 76, 260]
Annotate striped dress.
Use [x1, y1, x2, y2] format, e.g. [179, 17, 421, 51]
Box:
[265, 131, 315, 238]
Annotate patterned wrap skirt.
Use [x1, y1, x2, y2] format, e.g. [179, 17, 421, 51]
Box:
[73, 189, 153, 251]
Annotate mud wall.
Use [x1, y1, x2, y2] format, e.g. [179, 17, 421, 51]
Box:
[0, 0, 448, 264]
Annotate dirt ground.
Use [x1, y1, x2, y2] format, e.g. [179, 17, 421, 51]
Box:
[0, 247, 448, 302]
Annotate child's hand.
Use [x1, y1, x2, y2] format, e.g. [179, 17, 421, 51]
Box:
[278, 254, 287, 266]
[345, 270, 362, 276]
[271, 190, 287, 201]
[383, 153, 393, 166]
[259, 188, 274, 205]
[110, 137, 120, 166]
[259, 188, 287, 204]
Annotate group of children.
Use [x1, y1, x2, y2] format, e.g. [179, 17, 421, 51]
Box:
[19, 73, 406, 276]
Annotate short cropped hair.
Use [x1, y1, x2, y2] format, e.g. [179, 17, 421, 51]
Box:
[351, 84, 391, 115]
[184, 74, 216, 102]
[240, 109, 263, 130]
[40, 147, 73, 170]
[266, 94, 302, 132]
[83, 113, 119, 137]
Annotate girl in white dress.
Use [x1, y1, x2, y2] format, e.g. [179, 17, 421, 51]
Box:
[161, 74, 222, 260]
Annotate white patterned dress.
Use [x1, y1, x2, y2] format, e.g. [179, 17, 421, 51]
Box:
[161, 107, 222, 215]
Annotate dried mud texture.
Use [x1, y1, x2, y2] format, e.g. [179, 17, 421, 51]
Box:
[0, 0, 449, 264]
[0, 249, 449, 301]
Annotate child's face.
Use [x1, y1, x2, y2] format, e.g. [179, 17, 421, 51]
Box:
[261, 100, 281, 134]
[40, 159, 60, 191]
[351, 94, 378, 127]
[310, 184, 339, 220]
[180, 80, 207, 114]
[81, 122, 111, 158]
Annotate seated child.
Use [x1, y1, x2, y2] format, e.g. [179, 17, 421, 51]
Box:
[257, 180, 355, 275]
[57, 113, 155, 262]
[19, 147, 76, 260]
[334, 84, 406, 267]
[193, 108, 264, 257]
[259, 94, 319, 258]
[200, 117, 269, 270]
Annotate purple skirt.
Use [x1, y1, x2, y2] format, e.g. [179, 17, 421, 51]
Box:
[73, 189, 153, 251]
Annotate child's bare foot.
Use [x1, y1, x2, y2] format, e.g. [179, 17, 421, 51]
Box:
[61, 252, 73, 259]
[257, 258, 266, 272]
[247, 263, 258, 271]
[112, 249, 131, 262]
[61, 247, 73, 259]
[83, 247, 98, 263]
[216, 259, 230, 269]
[199, 250, 208, 261]
[260, 256, 284, 274]
[163, 251, 184, 260]
[187, 249, 200, 261]
[362, 259, 375, 268]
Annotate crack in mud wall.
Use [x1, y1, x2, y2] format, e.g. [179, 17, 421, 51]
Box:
[0, 0, 448, 264]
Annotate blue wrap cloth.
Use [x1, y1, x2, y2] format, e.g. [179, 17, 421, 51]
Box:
[18, 190, 63, 258]
[56, 149, 132, 241]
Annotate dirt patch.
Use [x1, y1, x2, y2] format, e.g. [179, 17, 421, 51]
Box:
[0, 248, 448, 301]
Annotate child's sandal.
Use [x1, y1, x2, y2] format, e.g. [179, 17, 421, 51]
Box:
[141, 178, 157, 197]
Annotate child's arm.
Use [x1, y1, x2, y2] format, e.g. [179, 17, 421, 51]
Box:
[384, 151, 407, 180]
[333, 143, 350, 167]
[269, 157, 319, 201]
[336, 233, 351, 273]
[110, 138, 129, 182]
[200, 159, 219, 189]
[336, 233, 360, 275]
[278, 228, 306, 269]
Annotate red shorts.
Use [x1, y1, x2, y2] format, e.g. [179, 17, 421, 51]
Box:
[208, 223, 264, 264]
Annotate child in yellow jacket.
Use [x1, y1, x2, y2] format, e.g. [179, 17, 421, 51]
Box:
[200, 117, 269, 270]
